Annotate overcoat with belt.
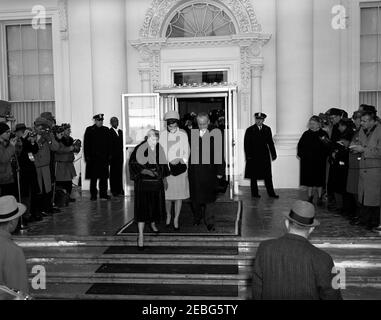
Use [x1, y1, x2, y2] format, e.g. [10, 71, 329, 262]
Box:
[357, 123, 381, 206]
[34, 135, 59, 193]
[55, 140, 77, 182]
[84, 125, 111, 180]
[244, 124, 277, 180]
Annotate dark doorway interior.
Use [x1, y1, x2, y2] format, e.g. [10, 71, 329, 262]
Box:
[177, 97, 225, 130]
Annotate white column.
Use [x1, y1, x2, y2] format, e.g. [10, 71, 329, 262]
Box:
[274, 0, 313, 188]
[276, 0, 313, 139]
[90, 0, 127, 123]
[251, 65, 263, 117]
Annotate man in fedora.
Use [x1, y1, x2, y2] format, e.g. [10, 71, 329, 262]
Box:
[0, 195, 28, 293]
[252, 200, 342, 300]
[244, 112, 279, 198]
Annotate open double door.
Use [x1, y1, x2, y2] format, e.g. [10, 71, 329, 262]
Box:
[121, 86, 238, 198]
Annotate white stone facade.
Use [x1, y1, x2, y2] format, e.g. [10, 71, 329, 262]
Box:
[0, 0, 371, 190]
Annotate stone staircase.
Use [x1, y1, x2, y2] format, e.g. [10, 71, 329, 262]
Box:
[15, 235, 381, 300]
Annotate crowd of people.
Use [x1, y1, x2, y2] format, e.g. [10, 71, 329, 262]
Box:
[297, 104, 381, 232]
[0, 110, 125, 228]
[0, 111, 81, 225]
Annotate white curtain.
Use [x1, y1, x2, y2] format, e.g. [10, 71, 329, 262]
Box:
[6, 24, 55, 106]
[11, 101, 55, 128]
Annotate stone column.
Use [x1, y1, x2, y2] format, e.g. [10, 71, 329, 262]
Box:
[251, 64, 264, 117]
[90, 0, 127, 122]
[276, 0, 313, 140]
[274, 0, 313, 188]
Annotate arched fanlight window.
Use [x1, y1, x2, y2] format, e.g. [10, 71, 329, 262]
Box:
[165, 3, 236, 38]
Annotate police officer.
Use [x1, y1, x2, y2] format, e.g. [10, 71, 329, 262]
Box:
[84, 114, 111, 200]
[244, 113, 279, 199]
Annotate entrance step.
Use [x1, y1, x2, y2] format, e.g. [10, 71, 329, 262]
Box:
[20, 235, 381, 300]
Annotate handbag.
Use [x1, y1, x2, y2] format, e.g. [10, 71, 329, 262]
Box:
[169, 159, 187, 176]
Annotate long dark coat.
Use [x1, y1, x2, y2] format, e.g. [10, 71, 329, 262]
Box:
[109, 127, 124, 193]
[188, 128, 225, 204]
[84, 125, 111, 180]
[129, 141, 169, 223]
[358, 123, 381, 206]
[346, 130, 360, 195]
[297, 129, 329, 187]
[244, 124, 276, 180]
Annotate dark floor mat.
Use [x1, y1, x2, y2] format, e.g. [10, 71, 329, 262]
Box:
[103, 245, 238, 255]
[95, 263, 238, 275]
[86, 283, 238, 297]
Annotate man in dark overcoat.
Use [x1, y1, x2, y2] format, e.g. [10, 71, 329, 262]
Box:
[252, 200, 342, 300]
[188, 113, 225, 231]
[109, 117, 124, 197]
[84, 114, 111, 200]
[244, 112, 278, 198]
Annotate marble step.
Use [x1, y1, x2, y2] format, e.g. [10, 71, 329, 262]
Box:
[14, 235, 381, 246]
[28, 283, 381, 300]
[29, 282, 245, 300]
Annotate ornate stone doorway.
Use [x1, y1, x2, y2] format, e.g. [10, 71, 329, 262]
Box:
[126, 0, 271, 191]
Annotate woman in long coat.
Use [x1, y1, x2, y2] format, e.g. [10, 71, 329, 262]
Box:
[160, 111, 190, 231]
[129, 129, 169, 249]
[297, 116, 329, 205]
[55, 124, 80, 201]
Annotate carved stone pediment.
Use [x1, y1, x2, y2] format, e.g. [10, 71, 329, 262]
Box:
[132, 0, 272, 94]
[139, 0, 262, 38]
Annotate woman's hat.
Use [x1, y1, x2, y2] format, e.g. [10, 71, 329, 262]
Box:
[15, 123, 27, 132]
[283, 200, 320, 227]
[0, 196, 26, 223]
[164, 110, 180, 121]
[34, 117, 50, 129]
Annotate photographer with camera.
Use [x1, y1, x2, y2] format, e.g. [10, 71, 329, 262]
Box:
[33, 117, 60, 217]
[14, 124, 42, 222]
[54, 123, 81, 203]
[0, 122, 17, 197]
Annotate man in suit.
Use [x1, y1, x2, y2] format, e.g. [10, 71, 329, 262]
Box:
[188, 113, 225, 231]
[109, 117, 124, 197]
[244, 113, 278, 198]
[252, 200, 342, 300]
[84, 114, 111, 201]
[0, 195, 28, 293]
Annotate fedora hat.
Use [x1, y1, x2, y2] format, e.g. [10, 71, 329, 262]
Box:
[283, 200, 319, 227]
[0, 196, 26, 223]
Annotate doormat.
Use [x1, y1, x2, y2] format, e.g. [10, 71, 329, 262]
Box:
[116, 200, 242, 236]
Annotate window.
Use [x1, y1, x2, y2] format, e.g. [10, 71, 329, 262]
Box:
[360, 3, 381, 112]
[173, 70, 228, 85]
[166, 3, 236, 38]
[2, 22, 55, 126]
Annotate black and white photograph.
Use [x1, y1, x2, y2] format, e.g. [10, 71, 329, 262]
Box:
[0, 0, 380, 307]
